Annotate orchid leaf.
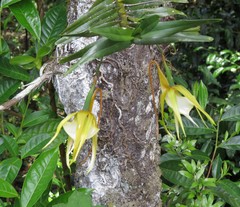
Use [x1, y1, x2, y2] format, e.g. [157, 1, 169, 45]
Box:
[90, 27, 134, 41]
[64, 38, 131, 75]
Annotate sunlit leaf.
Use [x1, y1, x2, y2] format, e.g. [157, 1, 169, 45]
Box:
[10, 55, 35, 65]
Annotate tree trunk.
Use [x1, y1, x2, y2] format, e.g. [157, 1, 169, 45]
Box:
[54, 0, 162, 206]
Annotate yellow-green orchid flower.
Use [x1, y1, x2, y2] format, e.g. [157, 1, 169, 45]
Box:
[43, 86, 102, 173]
[149, 60, 215, 139]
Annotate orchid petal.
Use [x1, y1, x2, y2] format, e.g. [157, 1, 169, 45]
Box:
[173, 85, 215, 125]
[63, 119, 78, 140]
[166, 88, 186, 137]
[43, 112, 77, 149]
[160, 90, 172, 136]
[66, 137, 74, 168]
[86, 135, 98, 174]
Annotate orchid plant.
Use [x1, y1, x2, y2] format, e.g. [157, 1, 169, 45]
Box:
[43, 86, 102, 173]
[148, 57, 215, 139]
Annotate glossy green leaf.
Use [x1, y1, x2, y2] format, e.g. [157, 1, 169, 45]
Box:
[198, 81, 208, 109]
[1, 135, 19, 157]
[0, 78, 20, 104]
[190, 150, 211, 161]
[63, 38, 131, 74]
[160, 160, 192, 187]
[0, 57, 30, 81]
[212, 154, 222, 179]
[212, 180, 240, 207]
[18, 119, 62, 143]
[134, 19, 219, 44]
[36, 45, 52, 58]
[182, 117, 215, 135]
[9, 0, 41, 40]
[10, 55, 35, 65]
[21, 133, 51, 158]
[221, 106, 240, 121]
[5, 122, 20, 137]
[63, 0, 114, 34]
[0, 178, 18, 198]
[0, 0, 21, 8]
[22, 110, 51, 128]
[90, 27, 134, 41]
[137, 15, 159, 35]
[40, 4, 67, 48]
[219, 136, 240, 150]
[52, 190, 92, 207]
[0, 157, 22, 183]
[20, 148, 58, 207]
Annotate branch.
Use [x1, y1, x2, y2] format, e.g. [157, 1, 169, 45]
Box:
[0, 72, 53, 111]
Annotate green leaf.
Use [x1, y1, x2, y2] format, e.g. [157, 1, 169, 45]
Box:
[160, 160, 192, 187]
[90, 27, 134, 41]
[21, 133, 51, 158]
[36, 45, 52, 58]
[137, 15, 159, 35]
[0, 0, 21, 8]
[20, 148, 58, 207]
[5, 122, 20, 137]
[198, 81, 208, 109]
[212, 154, 222, 179]
[190, 150, 211, 161]
[0, 157, 22, 183]
[0, 78, 21, 104]
[212, 180, 240, 207]
[0, 57, 30, 81]
[9, 0, 41, 40]
[219, 136, 240, 150]
[182, 117, 215, 136]
[52, 190, 92, 207]
[40, 4, 67, 48]
[62, 38, 131, 74]
[49, 188, 92, 207]
[18, 119, 62, 143]
[10, 55, 35, 65]
[1, 135, 19, 157]
[22, 110, 51, 128]
[0, 178, 18, 198]
[0, 38, 10, 56]
[221, 106, 240, 122]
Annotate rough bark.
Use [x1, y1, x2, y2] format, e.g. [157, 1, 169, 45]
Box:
[54, 0, 162, 206]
